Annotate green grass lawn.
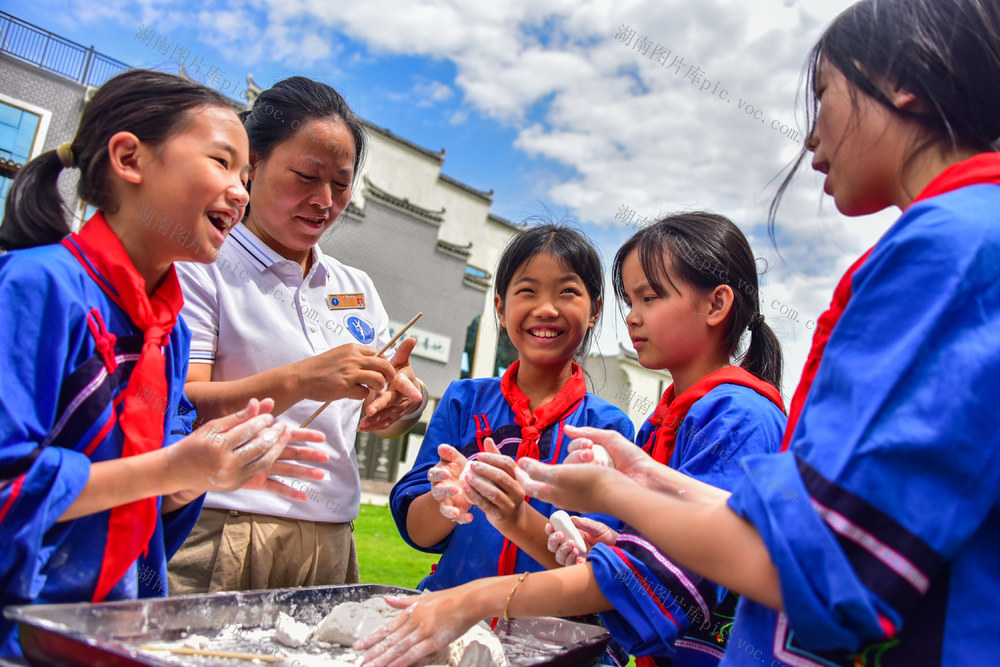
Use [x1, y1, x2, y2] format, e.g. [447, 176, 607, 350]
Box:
[354, 502, 439, 589]
[354, 502, 637, 666]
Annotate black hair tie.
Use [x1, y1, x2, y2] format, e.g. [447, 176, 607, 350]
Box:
[748, 313, 765, 332]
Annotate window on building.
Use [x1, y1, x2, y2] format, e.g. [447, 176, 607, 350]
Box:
[464, 265, 488, 279]
[0, 101, 42, 213]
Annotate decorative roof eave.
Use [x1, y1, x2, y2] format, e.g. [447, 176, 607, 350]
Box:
[435, 239, 472, 260]
[0, 157, 23, 178]
[463, 274, 492, 292]
[619, 344, 641, 366]
[245, 73, 262, 107]
[341, 200, 366, 221]
[487, 213, 527, 231]
[362, 176, 445, 226]
[616, 344, 672, 379]
[438, 173, 494, 203]
[362, 120, 445, 164]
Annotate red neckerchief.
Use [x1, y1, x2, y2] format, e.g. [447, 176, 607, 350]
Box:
[61, 212, 184, 602]
[644, 367, 785, 465]
[499, 360, 587, 460]
[781, 152, 1000, 452]
[496, 360, 587, 576]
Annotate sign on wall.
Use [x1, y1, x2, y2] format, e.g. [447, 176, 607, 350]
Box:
[388, 320, 452, 364]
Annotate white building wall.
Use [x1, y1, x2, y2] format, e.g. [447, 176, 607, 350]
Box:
[355, 126, 444, 207]
[583, 348, 671, 432]
[353, 122, 522, 379]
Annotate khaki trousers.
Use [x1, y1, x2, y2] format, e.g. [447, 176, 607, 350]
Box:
[167, 508, 359, 594]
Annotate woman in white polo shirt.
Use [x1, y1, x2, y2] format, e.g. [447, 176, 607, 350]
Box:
[168, 77, 428, 592]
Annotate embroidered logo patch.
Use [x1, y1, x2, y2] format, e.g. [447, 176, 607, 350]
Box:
[328, 293, 365, 310]
[345, 315, 376, 344]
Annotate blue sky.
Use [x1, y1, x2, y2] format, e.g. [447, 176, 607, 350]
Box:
[7, 0, 900, 397]
[10, 1, 577, 224]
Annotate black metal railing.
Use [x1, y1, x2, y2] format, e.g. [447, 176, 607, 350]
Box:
[0, 11, 130, 87]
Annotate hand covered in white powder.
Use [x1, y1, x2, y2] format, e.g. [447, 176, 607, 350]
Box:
[427, 444, 473, 524]
[168, 398, 303, 495]
[514, 454, 630, 516]
[563, 425, 728, 500]
[461, 438, 526, 529]
[239, 433, 328, 500]
[355, 591, 480, 667]
[545, 516, 619, 566]
[562, 425, 654, 485]
[168, 399, 327, 503]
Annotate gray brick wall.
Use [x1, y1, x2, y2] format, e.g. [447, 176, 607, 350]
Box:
[320, 200, 485, 398]
[0, 53, 88, 221]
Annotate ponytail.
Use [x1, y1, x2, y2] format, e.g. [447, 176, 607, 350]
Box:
[1, 69, 230, 251]
[742, 314, 783, 391]
[0, 149, 71, 250]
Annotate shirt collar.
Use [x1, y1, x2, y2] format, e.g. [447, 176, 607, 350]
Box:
[227, 221, 329, 281]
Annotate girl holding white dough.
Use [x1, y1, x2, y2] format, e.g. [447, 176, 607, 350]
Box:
[365, 213, 787, 666]
[389, 224, 634, 592]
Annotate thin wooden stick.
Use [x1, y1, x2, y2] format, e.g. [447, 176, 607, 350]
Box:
[139, 645, 284, 662]
[374, 312, 424, 358]
[299, 311, 423, 428]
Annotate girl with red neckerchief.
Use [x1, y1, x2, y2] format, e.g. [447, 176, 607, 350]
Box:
[0, 70, 327, 660]
[389, 224, 635, 597]
[510, 1, 1000, 666]
[368, 213, 786, 667]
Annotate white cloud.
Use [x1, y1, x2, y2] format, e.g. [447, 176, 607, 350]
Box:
[84, 0, 895, 397]
[414, 80, 454, 106]
[236, 0, 893, 396]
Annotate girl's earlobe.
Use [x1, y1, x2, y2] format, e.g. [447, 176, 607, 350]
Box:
[890, 87, 922, 113]
[590, 297, 602, 328]
[106, 131, 144, 185]
[494, 293, 506, 329]
[706, 285, 735, 326]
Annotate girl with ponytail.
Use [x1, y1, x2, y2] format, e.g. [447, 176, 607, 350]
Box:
[358, 212, 786, 667]
[0, 70, 326, 659]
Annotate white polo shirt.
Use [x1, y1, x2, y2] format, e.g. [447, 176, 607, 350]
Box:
[176, 222, 390, 523]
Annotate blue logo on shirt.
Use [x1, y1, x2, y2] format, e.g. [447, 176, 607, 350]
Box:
[346, 316, 375, 344]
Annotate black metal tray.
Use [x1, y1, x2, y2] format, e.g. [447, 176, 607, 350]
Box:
[3, 584, 609, 666]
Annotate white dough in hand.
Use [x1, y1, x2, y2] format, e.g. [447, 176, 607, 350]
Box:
[459, 460, 474, 487]
[550, 510, 588, 555]
[590, 445, 615, 469]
